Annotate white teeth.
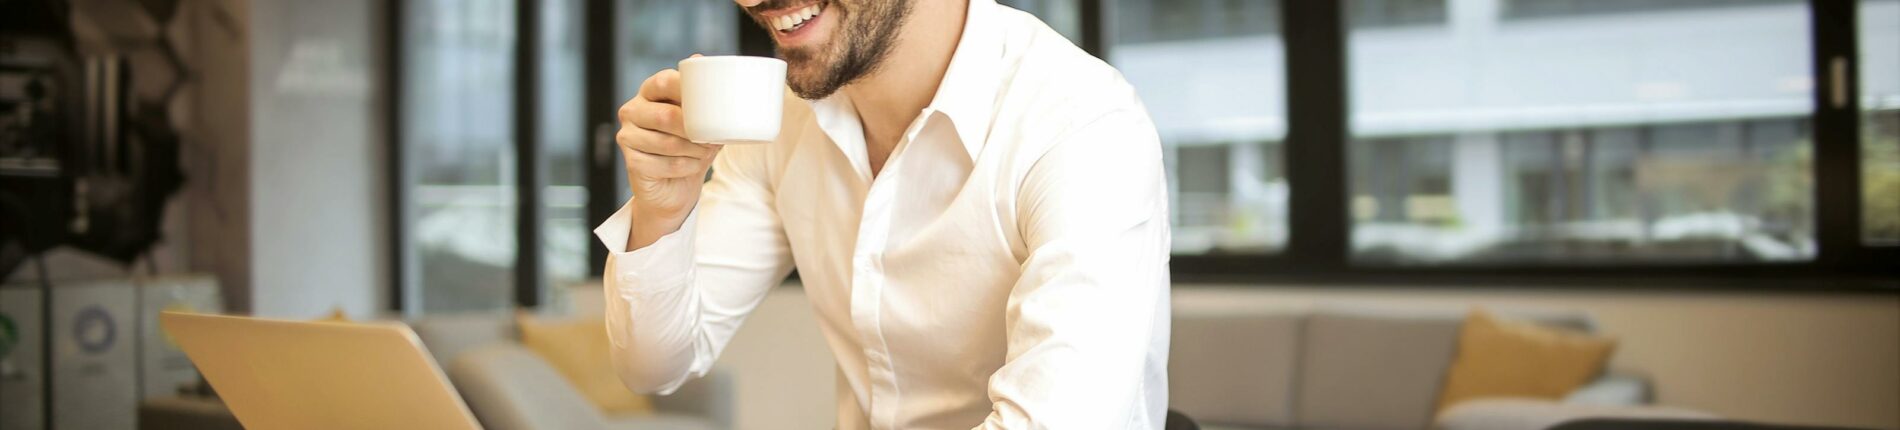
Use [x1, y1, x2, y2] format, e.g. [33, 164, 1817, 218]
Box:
[773, 4, 821, 32]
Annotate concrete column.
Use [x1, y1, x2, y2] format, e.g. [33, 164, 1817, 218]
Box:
[1453, 132, 1506, 237]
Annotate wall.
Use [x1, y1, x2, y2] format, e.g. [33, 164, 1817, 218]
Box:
[714, 285, 1900, 430]
[713, 285, 840, 430]
[184, 0, 254, 310]
[245, 0, 388, 318]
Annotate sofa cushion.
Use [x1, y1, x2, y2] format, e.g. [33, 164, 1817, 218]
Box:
[603, 414, 718, 430]
[1169, 309, 1304, 428]
[1294, 305, 1601, 430]
[411, 313, 517, 367]
[516, 313, 654, 415]
[1436, 398, 1717, 430]
[1296, 307, 1465, 430]
[447, 344, 611, 430]
[1436, 310, 1616, 412]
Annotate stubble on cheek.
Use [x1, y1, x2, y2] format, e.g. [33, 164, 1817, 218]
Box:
[779, 8, 852, 100]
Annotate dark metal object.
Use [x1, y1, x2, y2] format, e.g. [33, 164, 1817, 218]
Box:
[514, 0, 543, 308]
[584, 0, 617, 280]
[385, 0, 406, 312]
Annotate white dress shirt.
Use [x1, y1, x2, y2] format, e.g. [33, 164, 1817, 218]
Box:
[593, 1, 1171, 428]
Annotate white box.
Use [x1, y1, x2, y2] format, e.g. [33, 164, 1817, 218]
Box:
[135, 275, 221, 398]
[1, 285, 46, 430]
[50, 280, 137, 430]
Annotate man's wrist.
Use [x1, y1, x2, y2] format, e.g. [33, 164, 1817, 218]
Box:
[625, 206, 689, 251]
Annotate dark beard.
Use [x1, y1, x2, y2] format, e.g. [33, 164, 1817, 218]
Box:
[756, 0, 914, 100]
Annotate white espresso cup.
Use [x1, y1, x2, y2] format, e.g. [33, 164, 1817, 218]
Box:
[679, 56, 787, 144]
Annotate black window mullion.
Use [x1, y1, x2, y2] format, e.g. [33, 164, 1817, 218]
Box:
[386, 0, 407, 312]
[514, 0, 544, 308]
[1280, 0, 1350, 272]
[585, 0, 618, 279]
[1080, 0, 1105, 58]
[1810, 0, 1862, 269]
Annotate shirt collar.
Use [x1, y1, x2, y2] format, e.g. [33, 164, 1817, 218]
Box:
[810, 0, 1004, 162]
[925, 0, 1004, 159]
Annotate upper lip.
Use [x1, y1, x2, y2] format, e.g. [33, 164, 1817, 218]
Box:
[755, 1, 821, 20]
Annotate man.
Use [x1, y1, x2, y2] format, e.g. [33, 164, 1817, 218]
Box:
[597, 0, 1170, 427]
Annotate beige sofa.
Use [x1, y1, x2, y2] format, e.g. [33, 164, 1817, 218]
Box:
[1168, 305, 1713, 430]
[409, 313, 734, 430]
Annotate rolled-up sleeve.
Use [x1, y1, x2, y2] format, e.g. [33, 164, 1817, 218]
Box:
[593, 143, 795, 395]
[977, 110, 1173, 429]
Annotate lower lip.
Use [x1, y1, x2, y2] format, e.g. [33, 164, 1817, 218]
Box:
[773, 6, 829, 47]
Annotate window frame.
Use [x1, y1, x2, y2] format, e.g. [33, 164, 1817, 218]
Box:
[387, 0, 1898, 313]
[1135, 0, 1898, 287]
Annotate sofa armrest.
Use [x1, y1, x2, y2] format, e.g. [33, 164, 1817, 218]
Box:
[447, 344, 611, 430]
[1563, 369, 1652, 407]
[649, 367, 735, 429]
[1436, 399, 1718, 430]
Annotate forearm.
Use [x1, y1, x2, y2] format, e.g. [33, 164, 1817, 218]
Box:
[624, 205, 690, 252]
[596, 142, 792, 396]
[601, 210, 714, 394]
[603, 252, 711, 394]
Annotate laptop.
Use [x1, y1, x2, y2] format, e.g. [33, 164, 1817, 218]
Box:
[159, 311, 482, 430]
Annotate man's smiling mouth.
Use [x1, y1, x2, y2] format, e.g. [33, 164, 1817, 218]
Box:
[765, 1, 826, 33]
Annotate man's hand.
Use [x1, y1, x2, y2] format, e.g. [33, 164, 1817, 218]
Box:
[618, 60, 723, 251]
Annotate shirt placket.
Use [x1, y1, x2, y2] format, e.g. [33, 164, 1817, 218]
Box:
[848, 197, 896, 430]
[848, 114, 935, 430]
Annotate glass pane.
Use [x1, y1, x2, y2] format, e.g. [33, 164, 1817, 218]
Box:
[1862, 0, 1900, 244]
[540, 0, 589, 293]
[402, 0, 518, 312]
[1000, 0, 1084, 44]
[1348, 0, 1816, 264]
[613, 0, 739, 201]
[1110, 0, 1288, 254]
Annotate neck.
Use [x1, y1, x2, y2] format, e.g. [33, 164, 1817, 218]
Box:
[844, 0, 967, 175]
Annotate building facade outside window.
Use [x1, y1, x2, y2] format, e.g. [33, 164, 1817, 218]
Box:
[400, 0, 519, 312]
[1861, 0, 1900, 244]
[1345, 0, 1827, 264]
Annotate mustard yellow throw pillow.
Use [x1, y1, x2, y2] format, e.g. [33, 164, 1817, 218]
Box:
[1436, 309, 1616, 412]
[516, 312, 654, 415]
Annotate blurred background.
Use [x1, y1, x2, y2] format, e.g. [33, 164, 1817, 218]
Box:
[1, 0, 1896, 429]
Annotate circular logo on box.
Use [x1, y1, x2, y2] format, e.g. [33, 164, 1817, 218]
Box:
[74, 305, 116, 355]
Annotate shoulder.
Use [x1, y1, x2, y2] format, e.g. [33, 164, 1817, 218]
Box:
[991, 7, 1159, 158]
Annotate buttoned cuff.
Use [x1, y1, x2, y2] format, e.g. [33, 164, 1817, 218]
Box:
[592, 202, 698, 291]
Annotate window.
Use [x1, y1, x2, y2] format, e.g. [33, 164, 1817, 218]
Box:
[1347, 0, 1817, 264]
[400, 0, 519, 312]
[1112, 0, 1279, 44]
[612, 0, 739, 201]
[1110, 0, 1289, 254]
[1352, 0, 1448, 28]
[1504, 0, 1795, 20]
[1000, 0, 1084, 44]
[1862, 0, 1900, 244]
[539, 0, 590, 293]
[395, 0, 1893, 298]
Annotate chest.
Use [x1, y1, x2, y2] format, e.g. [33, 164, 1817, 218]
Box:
[772, 120, 1027, 331]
